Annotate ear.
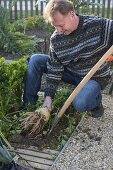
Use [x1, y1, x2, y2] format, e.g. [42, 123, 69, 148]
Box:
[70, 11, 75, 18]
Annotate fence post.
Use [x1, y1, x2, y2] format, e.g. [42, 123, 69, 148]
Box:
[102, 0, 105, 18]
[14, 0, 18, 20]
[20, 0, 23, 19]
[41, 1, 43, 15]
[1, 0, 113, 21]
[107, 0, 111, 19]
[92, 0, 95, 14]
[25, 0, 28, 18]
[9, 0, 12, 20]
[4, 0, 7, 8]
[35, 0, 38, 15]
[30, 0, 33, 16]
[97, 0, 100, 16]
[111, 1, 113, 19]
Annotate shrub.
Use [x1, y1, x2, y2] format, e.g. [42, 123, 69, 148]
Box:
[13, 15, 54, 34]
[0, 6, 38, 55]
[0, 57, 28, 115]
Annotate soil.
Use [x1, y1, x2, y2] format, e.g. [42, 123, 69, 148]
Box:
[9, 106, 82, 151]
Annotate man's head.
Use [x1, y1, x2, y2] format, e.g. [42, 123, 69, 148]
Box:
[44, 0, 79, 35]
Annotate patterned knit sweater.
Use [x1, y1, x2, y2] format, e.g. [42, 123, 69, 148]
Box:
[45, 15, 113, 98]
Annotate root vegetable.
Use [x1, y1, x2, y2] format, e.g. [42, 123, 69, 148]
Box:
[21, 107, 50, 135]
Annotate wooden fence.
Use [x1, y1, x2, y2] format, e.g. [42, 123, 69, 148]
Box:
[0, 0, 113, 20]
[0, 0, 47, 20]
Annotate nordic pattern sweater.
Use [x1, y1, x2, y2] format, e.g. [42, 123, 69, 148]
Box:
[45, 15, 113, 98]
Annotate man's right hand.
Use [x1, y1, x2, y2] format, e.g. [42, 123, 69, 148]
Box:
[43, 96, 52, 112]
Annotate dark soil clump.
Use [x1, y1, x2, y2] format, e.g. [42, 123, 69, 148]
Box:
[9, 108, 81, 151]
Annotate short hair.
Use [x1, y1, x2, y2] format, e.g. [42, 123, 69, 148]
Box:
[44, 0, 74, 22]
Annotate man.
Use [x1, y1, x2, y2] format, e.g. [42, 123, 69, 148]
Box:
[22, 0, 113, 118]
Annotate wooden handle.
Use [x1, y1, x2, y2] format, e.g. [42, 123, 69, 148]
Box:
[57, 45, 113, 119]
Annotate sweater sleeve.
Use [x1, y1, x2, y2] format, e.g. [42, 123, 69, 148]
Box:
[45, 43, 64, 98]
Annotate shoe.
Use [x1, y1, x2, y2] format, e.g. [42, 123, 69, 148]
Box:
[91, 103, 104, 118]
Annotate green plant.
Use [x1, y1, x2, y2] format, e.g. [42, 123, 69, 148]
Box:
[53, 88, 72, 113]
[0, 115, 22, 138]
[35, 16, 54, 33]
[0, 57, 28, 137]
[0, 6, 11, 50]
[0, 57, 28, 115]
[10, 32, 38, 55]
[11, 18, 27, 33]
[0, 7, 39, 55]
[13, 15, 54, 34]
[58, 114, 76, 147]
[70, 0, 99, 15]
[35, 88, 73, 113]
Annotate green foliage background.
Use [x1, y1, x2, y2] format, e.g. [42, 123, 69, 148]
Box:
[0, 57, 28, 137]
[0, 6, 38, 55]
[0, 57, 27, 115]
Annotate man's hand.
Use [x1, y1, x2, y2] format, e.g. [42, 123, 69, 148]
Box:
[43, 96, 52, 112]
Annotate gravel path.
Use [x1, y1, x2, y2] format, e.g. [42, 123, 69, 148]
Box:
[50, 93, 113, 170]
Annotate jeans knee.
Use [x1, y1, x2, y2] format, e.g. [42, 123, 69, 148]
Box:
[29, 54, 48, 72]
[72, 99, 87, 112]
[89, 80, 101, 91]
[28, 54, 38, 69]
[72, 80, 101, 112]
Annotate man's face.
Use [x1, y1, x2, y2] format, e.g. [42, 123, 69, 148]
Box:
[51, 11, 78, 35]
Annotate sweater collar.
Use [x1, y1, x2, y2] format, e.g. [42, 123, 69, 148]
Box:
[69, 14, 84, 36]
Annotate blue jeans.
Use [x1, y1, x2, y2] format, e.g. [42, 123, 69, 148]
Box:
[23, 54, 102, 112]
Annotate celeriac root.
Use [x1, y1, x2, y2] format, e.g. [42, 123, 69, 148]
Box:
[21, 107, 50, 135]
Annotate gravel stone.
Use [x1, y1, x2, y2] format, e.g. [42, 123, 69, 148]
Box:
[50, 93, 113, 170]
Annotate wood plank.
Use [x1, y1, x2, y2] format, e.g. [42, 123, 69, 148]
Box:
[9, 146, 59, 169]
[16, 154, 53, 165]
[27, 161, 50, 170]
[27, 146, 59, 155]
[43, 149, 59, 155]
[18, 158, 50, 170]
[13, 148, 56, 160]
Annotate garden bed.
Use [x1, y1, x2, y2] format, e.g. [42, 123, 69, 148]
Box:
[9, 105, 82, 151]
[0, 13, 84, 169]
[7, 89, 83, 170]
[7, 88, 82, 149]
